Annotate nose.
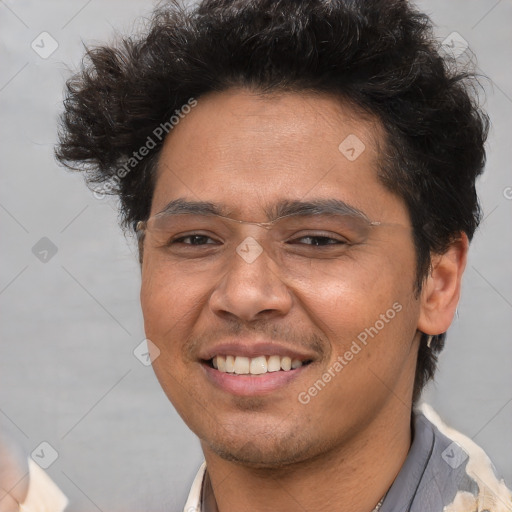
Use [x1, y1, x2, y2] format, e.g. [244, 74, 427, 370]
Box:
[208, 237, 293, 323]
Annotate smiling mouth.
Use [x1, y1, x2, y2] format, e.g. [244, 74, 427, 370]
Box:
[204, 355, 313, 375]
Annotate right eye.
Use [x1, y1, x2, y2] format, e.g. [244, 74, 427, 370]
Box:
[171, 234, 219, 246]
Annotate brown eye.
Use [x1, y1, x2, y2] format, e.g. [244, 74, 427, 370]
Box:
[287, 230, 350, 247]
[292, 236, 346, 246]
[173, 234, 219, 245]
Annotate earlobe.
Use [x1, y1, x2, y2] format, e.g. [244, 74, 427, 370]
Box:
[417, 233, 469, 336]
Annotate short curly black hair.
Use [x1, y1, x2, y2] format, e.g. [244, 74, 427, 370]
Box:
[55, 0, 489, 405]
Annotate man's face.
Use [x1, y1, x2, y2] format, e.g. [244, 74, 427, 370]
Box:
[140, 89, 422, 467]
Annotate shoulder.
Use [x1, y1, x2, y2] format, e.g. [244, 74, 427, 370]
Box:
[417, 403, 512, 512]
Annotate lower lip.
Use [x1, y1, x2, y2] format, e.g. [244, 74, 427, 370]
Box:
[201, 362, 311, 396]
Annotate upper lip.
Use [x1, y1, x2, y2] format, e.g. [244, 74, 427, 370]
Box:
[198, 341, 317, 362]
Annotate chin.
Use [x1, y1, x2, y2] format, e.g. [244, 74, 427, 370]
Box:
[203, 430, 320, 469]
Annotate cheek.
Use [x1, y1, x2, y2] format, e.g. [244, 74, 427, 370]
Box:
[140, 257, 199, 353]
[304, 245, 413, 318]
[302, 242, 419, 369]
[140, 260, 207, 414]
[320, 273, 419, 403]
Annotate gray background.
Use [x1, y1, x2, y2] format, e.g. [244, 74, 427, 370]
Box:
[0, 0, 510, 510]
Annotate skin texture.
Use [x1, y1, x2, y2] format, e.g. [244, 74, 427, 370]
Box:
[139, 89, 467, 511]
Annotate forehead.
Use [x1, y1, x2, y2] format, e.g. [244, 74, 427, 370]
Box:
[151, 88, 408, 225]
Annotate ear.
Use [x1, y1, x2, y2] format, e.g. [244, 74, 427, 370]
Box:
[417, 233, 469, 336]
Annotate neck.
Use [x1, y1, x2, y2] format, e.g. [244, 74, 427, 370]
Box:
[201, 402, 413, 512]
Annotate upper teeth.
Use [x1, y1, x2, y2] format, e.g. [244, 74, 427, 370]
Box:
[212, 355, 305, 375]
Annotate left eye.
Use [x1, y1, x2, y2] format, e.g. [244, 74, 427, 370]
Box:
[291, 236, 346, 246]
[173, 235, 218, 245]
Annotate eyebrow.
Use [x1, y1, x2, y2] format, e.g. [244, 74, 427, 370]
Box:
[156, 197, 373, 223]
